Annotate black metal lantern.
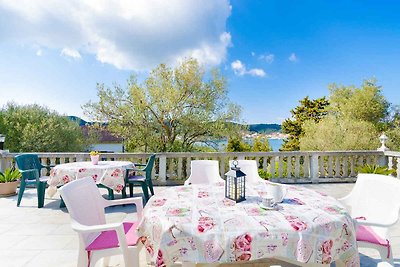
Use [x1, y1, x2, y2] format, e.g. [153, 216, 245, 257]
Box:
[0, 134, 5, 150]
[225, 160, 246, 203]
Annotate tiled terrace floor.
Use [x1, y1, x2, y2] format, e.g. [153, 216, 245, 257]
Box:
[0, 183, 399, 267]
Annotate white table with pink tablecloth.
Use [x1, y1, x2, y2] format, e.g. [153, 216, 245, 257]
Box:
[47, 161, 133, 196]
[138, 181, 360, 267]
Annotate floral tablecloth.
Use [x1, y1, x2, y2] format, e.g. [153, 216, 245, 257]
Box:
[138, 181, 360, 266]
[47, 161, 133, 196]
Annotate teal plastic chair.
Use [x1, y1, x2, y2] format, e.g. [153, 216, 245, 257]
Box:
[123, 154, 156, 203]
[15, 154, 53, 208]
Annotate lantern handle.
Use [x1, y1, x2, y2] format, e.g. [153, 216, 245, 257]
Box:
[231, 160, 240, 170]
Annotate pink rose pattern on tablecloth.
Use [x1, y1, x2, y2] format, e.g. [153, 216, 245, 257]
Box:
[138, 183, 360, 267]
[232, 233, 252, 261]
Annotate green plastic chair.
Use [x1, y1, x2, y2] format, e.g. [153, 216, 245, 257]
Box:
[15, 154, 54, 208]
[123, 154, 156, 203]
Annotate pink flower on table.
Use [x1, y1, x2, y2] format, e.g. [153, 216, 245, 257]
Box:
[115, 184, 124, 192]
[111, 169, 121, 177]
[197, 191, 209, 198]
[152, 198, 167, 207]
[235, 251, 251, 261]
[92, 174, 98, 182]
[281, 233, 288, 246]
[321, 240, 333, 264]
[296, 239, 313, 263]
[156, 249, 166, 267]
[198, 216, 215, 233]
[234, 233, 252, 251]
[78, 168, 86, 173]
[285, 215, 308, 231]
[62, 175, 70, 184]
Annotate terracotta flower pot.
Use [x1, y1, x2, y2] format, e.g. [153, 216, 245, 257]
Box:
[0, 180, 19, 197]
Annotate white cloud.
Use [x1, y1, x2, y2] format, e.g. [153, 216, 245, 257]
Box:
[259, 53, 274, 64]
[61, 48, 81, 60]
[231, 60, 266, 77]
[288, 53, 298, 62]
[36, 49, 42, 56]
[0, 0, 231, 70]
[251, 51, 255, 56]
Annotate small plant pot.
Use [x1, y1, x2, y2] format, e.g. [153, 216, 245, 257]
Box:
[90, 155, 100, 165]
[0, 181, 19, 197]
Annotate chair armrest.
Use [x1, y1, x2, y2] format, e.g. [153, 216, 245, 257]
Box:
[126, 167, 145, 173]
[71, 220, 124, 234]
[133, 163, 146, 167]
[19, 169, 37, 174]
[356, 218, 398, 228]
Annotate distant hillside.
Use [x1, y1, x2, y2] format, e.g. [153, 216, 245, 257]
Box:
[68, 116, 281, 139]
[248, 124, 281, 133]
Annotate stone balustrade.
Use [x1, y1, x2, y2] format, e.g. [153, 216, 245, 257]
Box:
[1, 150, 395, 185]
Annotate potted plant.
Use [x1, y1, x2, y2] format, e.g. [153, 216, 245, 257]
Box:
[357, 164, 396, 175]
[90, 151, 100, 165]
[0, 167, 21, 196]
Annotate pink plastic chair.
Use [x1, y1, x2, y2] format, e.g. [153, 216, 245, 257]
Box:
[228, 160, 264, 184]
[184, 160, 224, 185]
[60, 177, 143, 267]
[339, 173, 400, 265]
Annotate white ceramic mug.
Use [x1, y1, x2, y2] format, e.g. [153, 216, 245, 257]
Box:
[262, 197, 273, 207]
[267, 183, 286, 203]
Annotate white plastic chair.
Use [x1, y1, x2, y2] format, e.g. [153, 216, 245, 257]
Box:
[228, 160, 264, 184]
[59, 177, 143, 267]
[184, 160, 224, 185]
[339, 173, 400, 265]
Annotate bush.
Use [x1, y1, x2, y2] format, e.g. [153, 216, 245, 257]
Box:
[357, 164, 396, 175]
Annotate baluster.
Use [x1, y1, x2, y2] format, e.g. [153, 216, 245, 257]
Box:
[168, 158, 175, 179]
[270, 156, 276, 179]
[294, 156, 300, 178]
[60, 157, 66, 164]
[366, 156, 372, 165]
[263, 157, 268, 171]
[388, 156, 393, 170]
[358, 156, 364, 169]
[50, 157, 56, 167]
[335, 156, 341, 178]
[303, 155, 310, 178]
[327, 156, 333, 177]
[343, 156, 348, 178]
[319, 155, 325, 178]
[350, 156, 356, 177]
[177, 157, 183, 180]
[278, 156, 283, 179]
[287, 156, 292, 178]
[40, 157, 47, 176]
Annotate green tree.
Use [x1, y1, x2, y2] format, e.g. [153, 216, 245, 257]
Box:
[226, 136, 251, 152]
[252, 137, 272, 152]
[0, 103, 88, 152]
[328, 79, 389, 127]
[299, 116, 379, 150]
[84, 58, 241, 152]
[300, 79, 389, 151]
[281, 96, 329, 151]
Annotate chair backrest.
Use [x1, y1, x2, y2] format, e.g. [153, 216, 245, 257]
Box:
[59, 177, 107, 246]
[185, 160, 223, 185]
[15, 154, 42, 180]
[228, 160, 263, 184]
[346, 173, 400, 237]
[143, 154, 156, 180]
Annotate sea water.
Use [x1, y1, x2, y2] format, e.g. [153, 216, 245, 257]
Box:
[92, 138, 284, 152]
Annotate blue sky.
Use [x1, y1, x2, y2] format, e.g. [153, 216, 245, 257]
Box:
[1, 1, 400, 124]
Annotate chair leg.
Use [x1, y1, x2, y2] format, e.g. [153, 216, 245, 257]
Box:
[107, 188, 114, 200]
[122, 186, 127, 198]
[147, 179, 155, 196]
[129, 184, 134, 197]
[17, 180, 26, 207]
[59, 196, 66, 208]
[140, 182, 150, 203]
[37, 182, 46, 208]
